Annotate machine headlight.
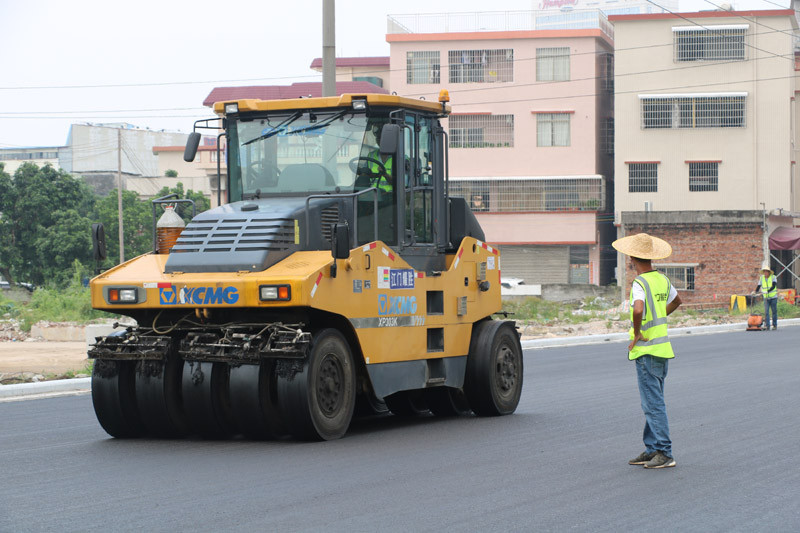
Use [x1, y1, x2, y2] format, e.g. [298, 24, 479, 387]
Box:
[259, 285, 291, 301]
[224, 102, 239, 114]
[108, 287, 138, 304]
[352, 99, 367, 111]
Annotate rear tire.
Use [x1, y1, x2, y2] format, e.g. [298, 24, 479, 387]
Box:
[277, 329, 356, 440]
[426, 387, 472, 417]
[464, 321, 523, 416]
[135, 356, 189, 437]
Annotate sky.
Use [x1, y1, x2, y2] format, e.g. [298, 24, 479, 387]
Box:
[0, 0, 792, 148]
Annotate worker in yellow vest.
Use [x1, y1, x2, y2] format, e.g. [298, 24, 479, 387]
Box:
[755, 262, 778, 330]
[613, 233, 682, 469]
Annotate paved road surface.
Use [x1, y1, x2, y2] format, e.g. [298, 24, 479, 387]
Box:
[1, 327, 799, 532]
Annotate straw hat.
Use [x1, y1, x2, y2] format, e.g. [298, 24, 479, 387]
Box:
[761, 262, 773, 274]
[612, 233, 672, 260]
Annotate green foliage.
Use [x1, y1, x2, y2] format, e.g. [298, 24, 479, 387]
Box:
[502, 297, 570, 323]
[777, 300, 800, 318]
[165, 169, 178, 177]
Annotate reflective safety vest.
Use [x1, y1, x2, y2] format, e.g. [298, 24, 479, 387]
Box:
[628, 270, 675, 361]
[760, 274, 777, 299]
[367, 151, 393, 194]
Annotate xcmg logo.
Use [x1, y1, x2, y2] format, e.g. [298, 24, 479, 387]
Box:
[378, 294, 417, 316]
[159, 285, 239, 305]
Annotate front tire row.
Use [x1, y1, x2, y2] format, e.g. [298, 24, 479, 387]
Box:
[91, 320, 523, 441]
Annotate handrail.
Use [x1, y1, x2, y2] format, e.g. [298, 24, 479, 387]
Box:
[304, 188, 379, 248]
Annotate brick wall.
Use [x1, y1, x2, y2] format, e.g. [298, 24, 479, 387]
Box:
[622, 222, 763, 304]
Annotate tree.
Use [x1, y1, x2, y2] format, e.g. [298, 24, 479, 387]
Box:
[165, 169, 178, 177]
[0, 163, 96, 286]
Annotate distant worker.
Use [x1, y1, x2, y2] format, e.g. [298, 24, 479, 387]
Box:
[755, 262, 778, 330]
[612, 233, 682, 469]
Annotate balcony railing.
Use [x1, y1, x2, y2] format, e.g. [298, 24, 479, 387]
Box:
[449, 176, 605, 212]
[388, 10, 613, 39]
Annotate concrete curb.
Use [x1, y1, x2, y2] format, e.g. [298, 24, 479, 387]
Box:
[521, 317, 800, 350]
[0, 377, 90, 400]
[1, 318, 798, 400]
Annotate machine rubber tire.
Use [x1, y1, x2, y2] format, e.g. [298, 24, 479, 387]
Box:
[464, 320, 523, 416]
[181, 361, 236, 438]
[384, 389, 429, 417]
[91, 359, 145, 438]
[135, 357, 189, 437]
[426, 386, 472, 417]
[277, 329, 356, 441]
[228, 362, 288, 439]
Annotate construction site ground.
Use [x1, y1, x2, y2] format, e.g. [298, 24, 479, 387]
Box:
[0, 312, 751, 384]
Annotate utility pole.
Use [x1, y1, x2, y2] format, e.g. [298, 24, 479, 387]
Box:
[322, 0, 335, 97]
[117, 128, 125, 263]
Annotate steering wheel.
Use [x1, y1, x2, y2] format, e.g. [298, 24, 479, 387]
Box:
[245, 161, 279, 190]
[349, 156, 390, 187]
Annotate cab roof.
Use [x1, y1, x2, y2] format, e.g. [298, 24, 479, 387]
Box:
[212, 93, 451, 116]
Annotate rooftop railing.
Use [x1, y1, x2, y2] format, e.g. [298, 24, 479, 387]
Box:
[388, 10, 613, 39]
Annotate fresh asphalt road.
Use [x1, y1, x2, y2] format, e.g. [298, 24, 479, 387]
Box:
[1, 326, 799, 532]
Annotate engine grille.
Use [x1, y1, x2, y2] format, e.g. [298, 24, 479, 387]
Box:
[171, 216, 295, 253]
[320, 205, 339, 243]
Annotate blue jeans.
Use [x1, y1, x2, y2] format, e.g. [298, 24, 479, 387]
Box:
[635, 354, 672, 457]
[764, 297, 778, 328]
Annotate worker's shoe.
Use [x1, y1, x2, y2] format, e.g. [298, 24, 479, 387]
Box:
[772, 325, 778, 330]
[644, 451, 676, 469]
[628, 451, 656, 465]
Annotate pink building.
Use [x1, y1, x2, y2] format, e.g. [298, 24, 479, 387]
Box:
[386, 10, 615, 285]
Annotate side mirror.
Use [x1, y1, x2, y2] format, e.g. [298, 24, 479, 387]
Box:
[184, 132, 201, 162]
[332, 222, 351, 260]
[379, 124, 400, 155]
[92, 223, 107, 261]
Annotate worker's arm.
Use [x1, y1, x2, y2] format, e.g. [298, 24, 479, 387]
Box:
[666, 293, 682, 316]
[628, 299, 646, 351]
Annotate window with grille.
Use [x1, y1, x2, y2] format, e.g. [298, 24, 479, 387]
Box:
[536, 47, 570, 81]
[657, 265, 695, 291]
[628, 163, 657, 193]
[449, 115, 514, 148]
[406, 51, 440, 84]
[537, 113, 570, 147]
[449, 177, 604, 212]
[674, 25, 747, 62]
[448, 49, 513, 83]
[689, 162, 719, 192]
[641, 94, 746, 129]
[601, 117, 614, 155]
[601, 53, 614, 93]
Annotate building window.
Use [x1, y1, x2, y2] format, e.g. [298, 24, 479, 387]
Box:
[602, 53, 614, 93]
[210, 150, 217, 163]
[628, 163, 657, 193]
[536, 47, 570, 81]
[448, 49, 513, 83]
[657, 265, 695, 291]
[449, 115, 514, 148]
[449, 177, 604, 212]
[600, 117, 614, 155]
[353, 76, 384, 88]
[673, 25, 747, 62]
[689, 162, 719, 192]
[640, 94, 746, 129]
[536, 113, 570, 147]
[406, 51, 440, 84]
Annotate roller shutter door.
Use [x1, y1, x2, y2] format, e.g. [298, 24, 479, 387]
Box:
[496, 245, 568, 284]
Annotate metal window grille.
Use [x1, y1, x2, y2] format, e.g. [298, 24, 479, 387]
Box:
[657, 265, 695, 290]
[628, 163, 657, 193]
[536, 47, 570, 81]
[536, 113, 570, 147]
[600, 117, 614, 155]
[448, 49, 513, 83]
[602, 53, 614, 93]
[674, 27, 747, 62]
[449, 177, 604, 212]
[449, 115, 514, 148]
[689, 162, 719, 192]
[406, 51, 440, 84]
[641, 95, 746, 129]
